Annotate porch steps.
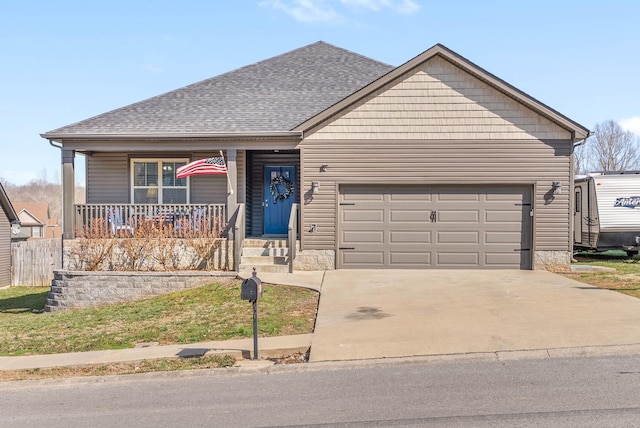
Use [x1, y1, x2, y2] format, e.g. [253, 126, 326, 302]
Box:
[239, 239, 290, 274]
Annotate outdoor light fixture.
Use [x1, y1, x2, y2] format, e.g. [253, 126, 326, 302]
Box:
[311, 181, 320, 194]
[552, 181, 562, 194]
[320, 164, 328, 172]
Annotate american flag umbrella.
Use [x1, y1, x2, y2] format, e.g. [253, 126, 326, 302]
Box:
[176, 151, 233, 194]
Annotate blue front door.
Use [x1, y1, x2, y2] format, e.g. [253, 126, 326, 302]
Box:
[264, 166, 295, 235]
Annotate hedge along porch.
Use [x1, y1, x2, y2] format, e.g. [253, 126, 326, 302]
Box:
[42, 42, 589, 272]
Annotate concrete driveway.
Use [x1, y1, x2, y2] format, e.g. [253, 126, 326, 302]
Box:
[309, 270, 640, 362]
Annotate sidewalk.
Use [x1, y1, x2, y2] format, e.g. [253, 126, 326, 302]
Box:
[0, 335, 313, 371]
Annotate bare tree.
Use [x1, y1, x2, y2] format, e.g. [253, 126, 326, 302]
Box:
[582, 120, 640, 173]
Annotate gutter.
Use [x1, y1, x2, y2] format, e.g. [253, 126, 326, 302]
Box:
[41, 131, 304, 142]
[573, 131, 592, 148]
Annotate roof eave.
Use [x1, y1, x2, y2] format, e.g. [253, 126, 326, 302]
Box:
[295, 44, 590, 139]
[41, 131, 304, 142]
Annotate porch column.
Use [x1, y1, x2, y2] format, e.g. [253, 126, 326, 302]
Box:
[226, 149, 238, 216]
[61, 149, 75, 239]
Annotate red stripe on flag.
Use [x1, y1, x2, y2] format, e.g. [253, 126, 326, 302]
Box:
[176, 157, 227, 178]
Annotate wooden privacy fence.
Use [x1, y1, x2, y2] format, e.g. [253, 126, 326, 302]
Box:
[12, 238, 62, 286]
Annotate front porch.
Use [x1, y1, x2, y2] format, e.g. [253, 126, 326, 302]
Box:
[56, 146, 314, 272]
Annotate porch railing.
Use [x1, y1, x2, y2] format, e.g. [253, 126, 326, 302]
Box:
[74, 204, 227, 238]
[231, 204, 245, 272]
[288, 203, 299, 273]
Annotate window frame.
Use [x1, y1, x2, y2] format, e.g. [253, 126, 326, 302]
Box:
[130, 158, 190, 204]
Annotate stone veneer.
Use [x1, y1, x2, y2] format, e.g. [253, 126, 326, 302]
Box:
[534, 251, 572, 272]
[293, 250, 335, 271]
[46, 270, 236, 312]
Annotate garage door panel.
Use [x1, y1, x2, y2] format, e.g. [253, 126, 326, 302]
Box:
[342, 187, 384, 201]
[390, 252, 431, 265]
[390, 210, 429, 222]
[437, 210, 479, 223]
[436, 192, 480, 201]
[341, 251, 384, 265]
[485, 231, 523, 244]
[485, 252, 524, 266]
[390, 231, 431, 243]
[485, 210, 522, 223]
[437, 252, 479, 266]
[342, 209, 383, 223]
[389, 190, 432, 202]
[437, 231, 479, 244]
[343, 231, 384, 244]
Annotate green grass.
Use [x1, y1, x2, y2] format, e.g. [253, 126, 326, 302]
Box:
[0, 281, 318, 356]
[0, 354, 238, 382]
[565, 254, 640, 299]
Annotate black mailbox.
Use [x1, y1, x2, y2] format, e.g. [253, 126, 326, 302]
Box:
[241, 269, 262, 301]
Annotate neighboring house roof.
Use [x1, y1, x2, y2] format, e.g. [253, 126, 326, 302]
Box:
[42, 42, 394, 139]
[0, 182, 18, 223]
[295, 44, 590, 140]
[14, 202, 49, 227]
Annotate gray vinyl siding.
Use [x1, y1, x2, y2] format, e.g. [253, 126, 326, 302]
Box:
[0, 210, 10, 286]
[87, 153, 129, 203]
[87, 151, 230, 204]
[300, 139, 572, 253]
[189, 151, 227, 204]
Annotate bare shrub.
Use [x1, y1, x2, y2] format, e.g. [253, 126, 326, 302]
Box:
[68, 218, 115, 271]
[67, 214, 228, 272]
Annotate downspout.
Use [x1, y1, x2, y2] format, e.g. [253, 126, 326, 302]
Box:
[569, 132, 592, 262]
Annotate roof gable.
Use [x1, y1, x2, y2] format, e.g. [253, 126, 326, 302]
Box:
[14, 202, 49, 226]
[0, 182, 17, 223]
[43, 42, 393, 138]
[296, 44, 589, 140]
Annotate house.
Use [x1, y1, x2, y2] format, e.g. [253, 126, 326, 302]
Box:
[12, 202, 61, 240]
[0, 182, 19, 286]
[41, 42, 589, 271]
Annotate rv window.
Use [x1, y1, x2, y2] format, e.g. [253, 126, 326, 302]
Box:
[575, 190, 581, 213]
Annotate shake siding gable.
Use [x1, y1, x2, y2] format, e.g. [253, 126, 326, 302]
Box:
[305, 56, 571, 141]
[299, 55, 574, 257]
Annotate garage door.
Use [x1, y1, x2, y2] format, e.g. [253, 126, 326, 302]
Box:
[338, 185, 532, 269]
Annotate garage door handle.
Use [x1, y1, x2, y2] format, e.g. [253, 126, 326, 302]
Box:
[430, 210, 437, 223]
[339, 247, 355, 250]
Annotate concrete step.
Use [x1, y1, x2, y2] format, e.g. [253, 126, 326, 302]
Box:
[239, 264, 289, 275]
[243, 238, 288, 248]
[242, 247, 290, 257]
[240, 256, 287, 266]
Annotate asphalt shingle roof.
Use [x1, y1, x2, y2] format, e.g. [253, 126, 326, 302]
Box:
[46, 42, 394, 136]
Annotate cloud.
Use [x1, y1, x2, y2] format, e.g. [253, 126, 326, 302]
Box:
[340, 0, 420, 14]
[260, 0, 420, 24]
[260, 0, 345, 24]
[619, 116, 640, 136]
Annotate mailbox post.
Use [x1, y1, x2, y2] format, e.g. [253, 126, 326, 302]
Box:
[241, 268, 262, 360]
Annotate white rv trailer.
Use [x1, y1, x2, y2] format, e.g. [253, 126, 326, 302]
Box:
[574, 172, 640, 256]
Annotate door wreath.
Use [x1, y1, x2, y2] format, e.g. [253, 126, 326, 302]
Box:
[270, 175, 294, 203]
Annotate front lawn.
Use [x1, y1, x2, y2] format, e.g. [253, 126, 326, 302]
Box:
[563, 253, 640, 299]
[0, 280, 318, 356]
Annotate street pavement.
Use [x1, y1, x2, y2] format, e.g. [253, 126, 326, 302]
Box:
[2, 268, 640, 371]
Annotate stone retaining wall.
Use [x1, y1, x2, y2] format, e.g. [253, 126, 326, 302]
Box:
[46, 270, 237, 312]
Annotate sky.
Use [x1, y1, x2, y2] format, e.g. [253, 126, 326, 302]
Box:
[1, 0, 639, 186]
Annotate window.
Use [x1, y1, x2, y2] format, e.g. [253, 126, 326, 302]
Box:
[575, 189, 581, 213]
[32, 226, 41, 238]
[131, 159, 188, 204]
